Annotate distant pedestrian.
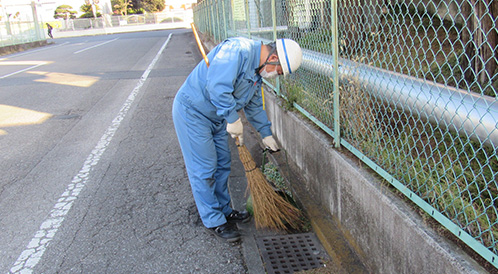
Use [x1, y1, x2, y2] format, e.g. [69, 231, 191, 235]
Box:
[46, 23, 53, 39]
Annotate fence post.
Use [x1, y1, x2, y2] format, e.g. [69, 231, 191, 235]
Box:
[230, 0, 236, 36]
[245, 0, 251, 38]
[31, 1, 42, 40]
[210, 0, 216, 40]
[222, 0, 227, 39]
[271, 0, 280, 96]
[217, 0, 221, 41]
[332, 0, 340, 147]
[212, 0, 217, 42]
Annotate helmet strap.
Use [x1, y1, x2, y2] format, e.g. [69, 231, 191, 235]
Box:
[256, 46, 278, 74]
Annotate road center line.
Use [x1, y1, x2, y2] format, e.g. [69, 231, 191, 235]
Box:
[9, 33, 172, 274]
[73, 38, 119, 54]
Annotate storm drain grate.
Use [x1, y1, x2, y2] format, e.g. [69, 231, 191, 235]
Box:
[256, 233, 326, 274]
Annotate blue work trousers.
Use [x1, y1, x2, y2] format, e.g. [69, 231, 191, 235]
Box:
[172, 99, 232, 228]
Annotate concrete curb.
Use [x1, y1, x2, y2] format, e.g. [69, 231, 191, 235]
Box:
[0, 40, 50, 56]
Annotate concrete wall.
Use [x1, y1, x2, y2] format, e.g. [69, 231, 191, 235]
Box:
[264, 90, 486, 273]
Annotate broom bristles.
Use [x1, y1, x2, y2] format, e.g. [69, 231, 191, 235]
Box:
[237, 144, 302, 230]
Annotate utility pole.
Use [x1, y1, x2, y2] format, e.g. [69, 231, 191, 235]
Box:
[31, 1, 42, 40]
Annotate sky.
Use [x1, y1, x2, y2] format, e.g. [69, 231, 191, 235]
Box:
[1, 0, 85, 7]
[54, 0, 86, 10]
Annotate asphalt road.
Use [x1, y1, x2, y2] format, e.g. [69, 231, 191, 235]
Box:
[0, 29, 249, 273]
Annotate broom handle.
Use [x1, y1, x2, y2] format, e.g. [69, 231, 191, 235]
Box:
[191, 23, 210, 68]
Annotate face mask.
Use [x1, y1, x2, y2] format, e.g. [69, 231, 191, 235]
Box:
[260, 66, 279, 79]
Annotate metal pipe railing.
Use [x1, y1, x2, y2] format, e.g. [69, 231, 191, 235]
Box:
[302, 50, 498, 149]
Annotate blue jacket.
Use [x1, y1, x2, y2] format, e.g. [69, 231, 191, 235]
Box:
[177, 37, 272, 138]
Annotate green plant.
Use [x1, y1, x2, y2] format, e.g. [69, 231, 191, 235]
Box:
[54, 5, 77, 19]
[262, 162, 287, 192]
[280, 79, 304, 110]
[79, 4, 101, 18]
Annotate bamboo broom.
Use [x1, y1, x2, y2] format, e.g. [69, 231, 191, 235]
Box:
[190, 23, 302, 230]
[237, 143, 302, 230]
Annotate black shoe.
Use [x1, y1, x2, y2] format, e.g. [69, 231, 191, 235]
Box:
[209, 223, 241, 242]
[226, 210, 251, 223]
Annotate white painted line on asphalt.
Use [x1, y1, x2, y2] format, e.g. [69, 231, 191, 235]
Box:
[0, 63, 48, 79]
[73, 38, 119, 54]
[9, 33, 173, 274]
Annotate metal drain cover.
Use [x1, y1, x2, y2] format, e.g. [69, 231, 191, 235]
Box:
[256, 233, 327, 274]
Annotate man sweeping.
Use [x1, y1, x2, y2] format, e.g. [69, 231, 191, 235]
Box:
[172, 36, 303, 242]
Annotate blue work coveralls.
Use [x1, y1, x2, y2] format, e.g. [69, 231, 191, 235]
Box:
[172, 37, 273, 228]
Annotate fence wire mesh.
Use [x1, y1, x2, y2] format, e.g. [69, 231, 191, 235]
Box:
[194, 0, 498, 268]
[0, 1, 46, 47]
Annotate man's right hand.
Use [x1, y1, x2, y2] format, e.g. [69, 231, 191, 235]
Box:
[227, 118, 244, 145]
[262, 136, 279, 151]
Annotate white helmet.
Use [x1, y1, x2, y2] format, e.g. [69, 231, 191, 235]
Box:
[276, 38, 303, 76]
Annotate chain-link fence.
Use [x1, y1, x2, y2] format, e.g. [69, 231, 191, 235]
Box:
[0, 2, 45, 47]
[0, 20, 45, 47]
[193, 0, 498, 268]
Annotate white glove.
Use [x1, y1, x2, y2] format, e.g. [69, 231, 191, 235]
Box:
[262, 136, 279, 151]
[227, 118, 244, 145]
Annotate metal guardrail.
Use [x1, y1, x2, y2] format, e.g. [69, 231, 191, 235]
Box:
[300, 51, 498, 149]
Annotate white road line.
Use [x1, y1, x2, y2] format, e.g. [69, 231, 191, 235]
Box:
[73, 38, 119, 54]
[0, 63, 47, 79]
[9, 33, 173, 274]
